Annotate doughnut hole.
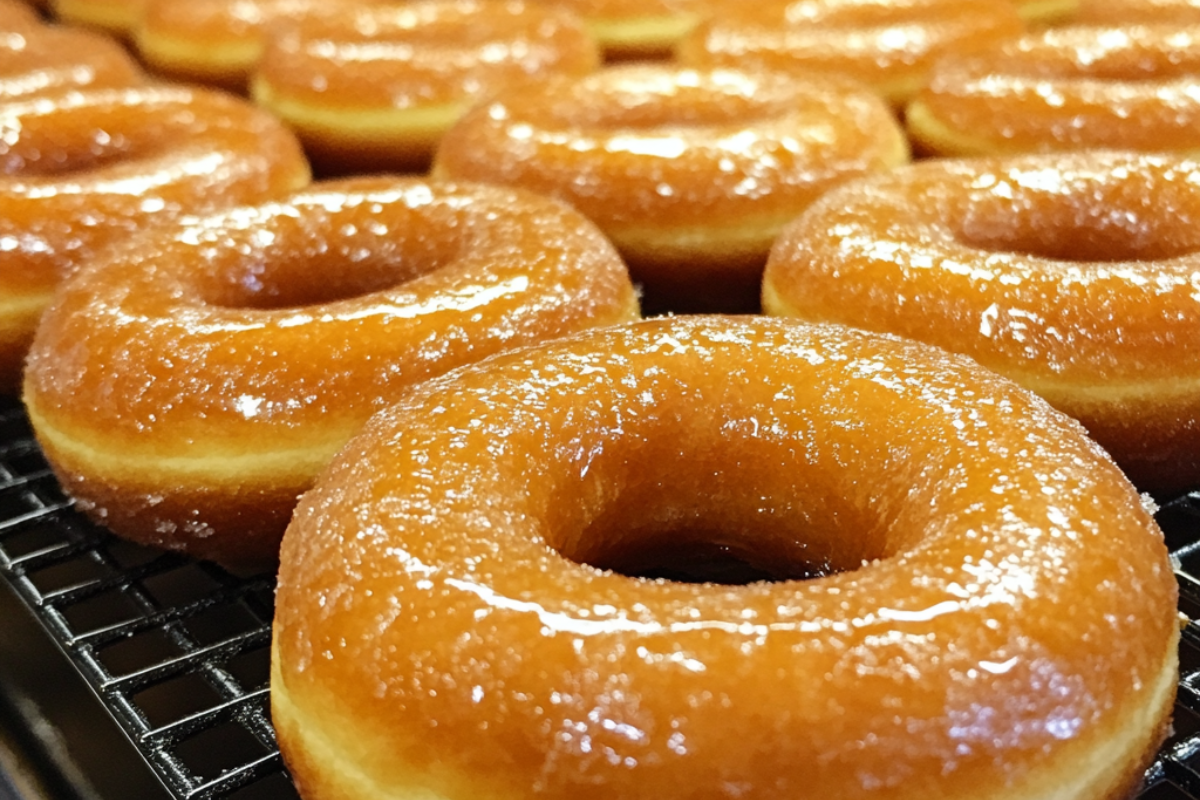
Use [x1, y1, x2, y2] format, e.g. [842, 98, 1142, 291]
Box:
[533, 360, 931, 586]
[953, 166, 1200, 262]
[553, 464, 897, 585]
[189, 206, 462, 310]
[556, 456, 892, 584]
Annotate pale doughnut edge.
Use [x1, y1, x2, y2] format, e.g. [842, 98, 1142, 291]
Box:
[251, 76, 467, 171]
[24, 393, 361, 566]
[904, 100, 1011, 158]
[135, 29, 260, 89]
[270, 617, 1178, 799]
[589, 14, 701, 59]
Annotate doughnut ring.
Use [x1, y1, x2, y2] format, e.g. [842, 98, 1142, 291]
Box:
[24, 177, 640, 567]
[907, 24, 1200, 156]
[433, 64, 907, 313]
[272, 314, 1178, 800]
[1, 21, 144, 102]
[251, 0, 600, 175]
[0, 85, 309, 393]
[763, 151, 1200, 493]
[135, 0, 355, 92]
[51, 0, 146, 38]
[675, 0, 1025, 109]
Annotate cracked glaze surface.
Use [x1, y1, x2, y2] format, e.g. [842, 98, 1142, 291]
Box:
[273, 315, 1176, 800]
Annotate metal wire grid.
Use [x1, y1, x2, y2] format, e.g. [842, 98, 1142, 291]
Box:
[3, 394, 1200, 799]
[0, 397, 295, 799]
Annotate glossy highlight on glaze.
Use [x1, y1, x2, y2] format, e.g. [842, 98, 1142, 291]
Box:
[676, 0, 1025, 107]
[272, 315, 1177, 800]
[763, 151, 1200, 492]
[908, 24, 1200, 156]
[0, 85, 310, 393]
[434, 64, 908, 312]
[251, 0, 601, 174]
[24, 177, 639, 566]
[0, 23, 144, 102]
[135, 0, 361, 90]
[1075, 0, 1200, 24]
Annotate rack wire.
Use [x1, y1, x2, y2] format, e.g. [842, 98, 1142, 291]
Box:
[0, 397, 295, 799]
[2, 393, 1200, 798]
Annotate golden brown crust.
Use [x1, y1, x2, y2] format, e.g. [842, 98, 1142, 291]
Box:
[52, 0, 146, 37]
[433, 65, 908, 313]
[906, 25, 1200, 157]
[251, 0, 601, 175]
[763, 151, 1200, 493]
[0, 0, 44, 31]
[0, 85, 309, 394]
[676, 0, 1025, 108]
[0, 22, 144, 102]
[135, 0, 356, 91]
[272, 315, 1178, 800]
[1074, 0, 1200, 24]
[25, 178, 639, 567]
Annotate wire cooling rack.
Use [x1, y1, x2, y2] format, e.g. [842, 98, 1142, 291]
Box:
[3, 394, 1200, 799]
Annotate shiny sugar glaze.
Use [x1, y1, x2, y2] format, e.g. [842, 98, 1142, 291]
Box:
[0, 85, 309, 393]
[23, 178, 639, 566]
[272, 315, 1178, 800]
[251, 0, 600, 174]
[1, 0, 45, 31]
[52, 0, 148, 38]
[1075, 0, 1200, 24]
[135, 0, 363, 90]
[433, 64, 907, 312]
[0, 23, 144, 102]
[675, 0, 1025, 107]
[907, 25, 1200, 156]
[763, 152, 1200, 493]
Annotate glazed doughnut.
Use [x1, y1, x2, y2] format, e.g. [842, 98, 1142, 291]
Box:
[531, 0, 707, 60]
[1, 22, 144, 102]
[272, 314, 1178, 800]
[251, 1, 601, 175]
[763, 151, 1200, 493]
[1075, 0, 1200, 24]
[51, 0, 146, 38]
[1011, 0, 1079, 25]
[675, 0, 1026, 109]
[0, 85, 309, 394]
[135, 0, 358, 92]
[907, 25, 1200, 156]
[433, 64, 908, 313]
[24, 178, 640, 567]
[1, 0, 42, 31]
